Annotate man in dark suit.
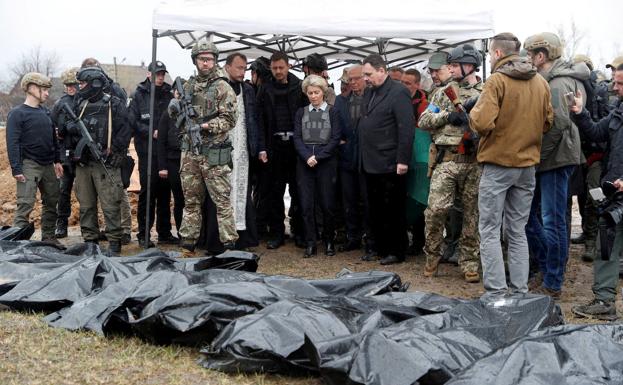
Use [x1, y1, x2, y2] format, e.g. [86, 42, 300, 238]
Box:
[359, 54, 415, 265]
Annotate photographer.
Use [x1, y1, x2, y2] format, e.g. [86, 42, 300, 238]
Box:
[570, 63, 623, 320]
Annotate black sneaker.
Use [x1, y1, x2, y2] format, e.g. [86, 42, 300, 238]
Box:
[572, 299, 618, 321]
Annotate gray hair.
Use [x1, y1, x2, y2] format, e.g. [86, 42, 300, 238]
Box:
[301, 74, 328, 95]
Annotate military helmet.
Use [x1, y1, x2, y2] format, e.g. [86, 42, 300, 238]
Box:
[523, 32, 563, 60]
[303, 53, 328, 72]
[191, 38, 219, 64]
[76, 66, 108, 100]
[447, 44, 482, 67]
[607, 55, 623, 70]
[573, 54, 594, 71]
[60, 67, 79, 85]
[20, 72, 52, 92]
[427, 52, 449, 70]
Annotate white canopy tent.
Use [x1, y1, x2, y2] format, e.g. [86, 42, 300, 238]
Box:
[139, 0, 495, 247]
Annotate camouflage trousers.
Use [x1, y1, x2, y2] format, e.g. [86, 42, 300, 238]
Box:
[74, 162, 123, 242]
[179, 152, 238, 244]
[14, 159, 60, 239]
[425, 161, 481, 273]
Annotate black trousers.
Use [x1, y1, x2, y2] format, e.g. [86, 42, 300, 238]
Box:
[166, 157, 185, 234]
[297, 157, 337, 244]
[137, 153, 172, 238]
[339, 167, 371, 242]
[267, 140, 302, 239]
[57, 164, 75, 219]
[365, 171, 408, 259]
[251, 157, 271, 237]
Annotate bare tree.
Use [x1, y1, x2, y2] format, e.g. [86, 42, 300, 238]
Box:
[9, 45, 61, 86]
[555, 19, 588, 60]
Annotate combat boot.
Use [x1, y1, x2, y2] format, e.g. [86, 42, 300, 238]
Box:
[572, 298, 617, 321]
[423, 258, 440, 278]
[55, 217, 68, 239]
[108, 241, 122, 256]
[180, 241, 197, 258]
[464, 271, 480, 283]
[581, 239, 596, 263]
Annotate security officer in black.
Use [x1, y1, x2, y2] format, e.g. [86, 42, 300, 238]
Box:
[129, 61, 176, 247]
[51, 67, 79, 238]
[68, 66, 131, 254]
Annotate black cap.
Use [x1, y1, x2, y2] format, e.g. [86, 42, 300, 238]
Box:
[148, 61, 167, 73]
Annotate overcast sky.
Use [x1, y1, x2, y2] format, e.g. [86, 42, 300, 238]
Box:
[0, 0, 621, 88]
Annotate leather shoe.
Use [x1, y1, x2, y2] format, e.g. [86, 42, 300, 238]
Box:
[304, 245, 317, 258]
[380, 255, 403, 265]
[325, 241, 336, 256]
[267, 237, 284, 249]
[339, 239, 361, 252]
[361, 252, 378, 262]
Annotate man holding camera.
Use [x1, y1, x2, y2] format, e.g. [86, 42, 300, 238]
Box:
[571, 63, 623, 320]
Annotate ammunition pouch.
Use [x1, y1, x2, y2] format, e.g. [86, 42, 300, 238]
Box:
[181, 140, 233, 166]
[437, 145, 477, 163]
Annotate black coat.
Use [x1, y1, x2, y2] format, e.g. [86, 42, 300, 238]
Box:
[572, 104, 623, 183]
[256, 72, 308, 153]
[334, 94, 359, 171]
[129, 79, 172, 156]
[358, 76, 414, 174]
[157, 111, 180, 170]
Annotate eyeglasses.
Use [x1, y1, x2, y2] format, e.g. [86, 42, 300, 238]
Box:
[196, 56, 215, 63]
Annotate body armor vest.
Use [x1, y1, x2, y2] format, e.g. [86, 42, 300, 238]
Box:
[302, 107, 331, 145]
[432, 81, 482, 146]
[76, 97, 110, 151]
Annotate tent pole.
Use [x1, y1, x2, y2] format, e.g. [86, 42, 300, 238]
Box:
[144, 29, 158, 249]
[481, 38, 488, 81]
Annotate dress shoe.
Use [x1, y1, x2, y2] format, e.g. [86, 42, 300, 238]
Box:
[158, 233, 179, 245]
[267, 237, 284, 249]
[325, 241, 336, 256]
[304, 245, 317, 258]
[361, 252, 378, 262]
[338, 239, 361, 252]
[138, 236, 155, 248]
[380, 255, 403, 265]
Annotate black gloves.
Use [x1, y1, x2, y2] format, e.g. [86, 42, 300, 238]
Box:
[107, 152, 125, 168]
[447, 111, 469, 126]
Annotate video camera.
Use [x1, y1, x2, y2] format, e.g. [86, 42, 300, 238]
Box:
[589, 181, 623, 227]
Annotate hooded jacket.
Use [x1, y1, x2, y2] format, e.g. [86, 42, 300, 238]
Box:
[537, 58, 590, 172]
[470, 55, 553, 167]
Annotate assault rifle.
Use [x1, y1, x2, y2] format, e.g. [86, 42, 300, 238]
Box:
[173, 76, 201, 155]
[61, 103, 119, 186]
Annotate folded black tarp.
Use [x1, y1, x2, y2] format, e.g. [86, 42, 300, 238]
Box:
[446, 324, 623, 385]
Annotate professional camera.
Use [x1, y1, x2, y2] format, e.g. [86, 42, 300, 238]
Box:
[589, 181, 623, 227]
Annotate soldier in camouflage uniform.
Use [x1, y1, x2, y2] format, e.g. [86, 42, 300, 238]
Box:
[175, 39, 239, 256]
[418, 44, 483, 283]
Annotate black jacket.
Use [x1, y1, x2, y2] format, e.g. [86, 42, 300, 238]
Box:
[256, 72, 307, 152]
[129, 79, 172, 156]
[293, 106, 342, 162]
[358, 76, 414, 174]
[229, 80, 261, 157]
[157, 111, 181, 170]
[572, 104, 623, 184]
[334, 93, 359, 171]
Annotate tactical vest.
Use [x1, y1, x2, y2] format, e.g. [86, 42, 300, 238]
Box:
[76, 97, 110, 151]
[302, 107, 331, 145]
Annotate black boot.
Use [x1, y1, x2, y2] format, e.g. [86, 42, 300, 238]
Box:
[325, 240, 336, 256]
[304, 243, 317, 258]
[55, 217, 68, 239]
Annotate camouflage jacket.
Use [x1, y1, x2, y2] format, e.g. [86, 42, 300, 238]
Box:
[418, 79, 483, 146]
[184, 66, 237, 144]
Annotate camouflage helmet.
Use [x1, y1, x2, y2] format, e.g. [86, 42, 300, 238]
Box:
[523, 32, 563, 60]
[191, 38, 219, 64]
[60, 67, 79, 85]
[21, 72, 52, 92]
[573, 54, 594, 71]
[447, 44, 482, 67]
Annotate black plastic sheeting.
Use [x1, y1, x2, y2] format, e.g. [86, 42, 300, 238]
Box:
[2, 240, 622, 385]
[446, 324, 623, 385]
[200, 294, 563, 384]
